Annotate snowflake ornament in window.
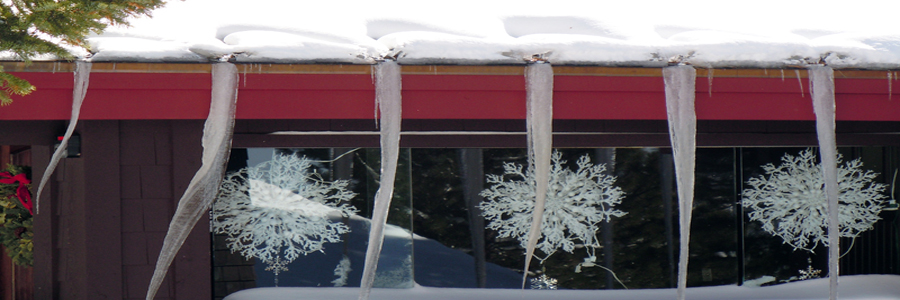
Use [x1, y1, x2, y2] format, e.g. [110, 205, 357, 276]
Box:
[479, 151, 626, 264]
[212, 153, 358, 271]
[742, 148, 888, 251]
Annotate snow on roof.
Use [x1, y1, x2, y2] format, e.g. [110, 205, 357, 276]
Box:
[76, 0, 900, 68]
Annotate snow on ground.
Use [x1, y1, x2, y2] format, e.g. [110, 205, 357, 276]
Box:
[224, 274, 900, 300]
[68, 0, 900, 68]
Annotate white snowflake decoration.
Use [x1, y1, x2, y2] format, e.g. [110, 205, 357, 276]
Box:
[742, 148, 887, 251]
[529, 274, 558, 290]
[212, 153, 358, 266]
[798, 265, 822, 280]
[479, 151, 626, 262]
[265, 256, 290, 276]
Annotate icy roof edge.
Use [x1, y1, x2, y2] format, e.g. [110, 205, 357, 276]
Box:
[12, 58, 900, 70]
[2, 61, 899, 79]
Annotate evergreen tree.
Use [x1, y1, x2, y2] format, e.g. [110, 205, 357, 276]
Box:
[1, 0, 166, 105]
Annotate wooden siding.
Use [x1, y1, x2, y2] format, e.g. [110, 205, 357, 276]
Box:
[3, 120, 210, 300]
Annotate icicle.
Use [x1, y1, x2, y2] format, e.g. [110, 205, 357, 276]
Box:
[663, 65, 697, 300]
[809, 65, 839, 300]
[145, 63, 239, 300]
[707, 68, 714, 97]
[888, 72, 892, 101]
[796, 70, 804, 97]
[781, 69, 785, 82]
[34, 61, 91, 214]
[359, 60, 402, 300]
[521, 62, 553, 289]
[242, 64, 248, 87]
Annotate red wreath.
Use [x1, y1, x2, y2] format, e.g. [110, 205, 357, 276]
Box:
[0, 172, 33, 215]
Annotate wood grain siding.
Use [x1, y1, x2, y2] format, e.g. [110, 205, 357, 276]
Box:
[0, 120, 214, 300]
[117, 120, 211, 300]
[45, 121, 123, 299]
[171, 120, 211, 300]
[31, 145, 55, 300]
[57, 131, 87, 298]
[120, 120, 160, 300]
[83, 121, 123, 299]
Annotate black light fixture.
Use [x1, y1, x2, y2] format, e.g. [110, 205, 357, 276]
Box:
[55, 134, 81, 158]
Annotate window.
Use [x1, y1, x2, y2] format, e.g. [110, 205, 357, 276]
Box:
[212, 146, 899, 299]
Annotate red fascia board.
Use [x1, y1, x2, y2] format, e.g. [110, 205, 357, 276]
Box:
[0, 71, 898, 121]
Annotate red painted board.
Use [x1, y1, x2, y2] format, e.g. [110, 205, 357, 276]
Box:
[1, 72, 899, 121]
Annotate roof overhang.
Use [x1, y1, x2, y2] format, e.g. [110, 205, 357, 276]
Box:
[1, 62, 898, 122]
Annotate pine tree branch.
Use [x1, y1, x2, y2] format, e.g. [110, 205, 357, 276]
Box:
[0, 0, 167, 105]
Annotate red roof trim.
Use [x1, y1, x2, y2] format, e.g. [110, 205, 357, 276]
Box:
[1, 69, 897, 121]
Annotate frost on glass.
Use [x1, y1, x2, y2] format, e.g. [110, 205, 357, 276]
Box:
[479, 151, 626, 267]
[35, 61, 91, 213]
[211, 153, 357, 267]
[332, 255, 352, 287]
[742, 149, 887, 251]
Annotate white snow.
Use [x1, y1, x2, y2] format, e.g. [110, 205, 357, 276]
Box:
[46, 0, 899, 68]
[222, 274, 900, 300]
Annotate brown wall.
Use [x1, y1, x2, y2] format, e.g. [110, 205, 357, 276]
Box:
[5, 120, 211, 300]
[1, 118, 898, 300]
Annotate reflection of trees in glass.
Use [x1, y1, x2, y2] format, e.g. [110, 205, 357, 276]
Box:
[604, 148, 670, 289]
[689, 148, 737, 287]
[409, 149, 469, 250]
[349, 149, 413, 230]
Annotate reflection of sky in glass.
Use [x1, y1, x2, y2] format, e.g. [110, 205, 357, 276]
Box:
[246, 148, 274, 168]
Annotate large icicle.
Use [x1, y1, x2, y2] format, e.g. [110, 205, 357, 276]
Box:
[146, 63, 239, 300]
[809, 65, 839, 300]
[34, 61, 91, 214]
[359, 60, 402, 300]
[521, 62, 553, 288]
[663, 65, 697, 300]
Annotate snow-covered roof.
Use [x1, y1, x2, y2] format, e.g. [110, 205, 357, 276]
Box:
[32, 0, 900, 68]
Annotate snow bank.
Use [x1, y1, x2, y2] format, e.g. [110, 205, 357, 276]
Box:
[223, 275, 900, 300]
[71, 0, 900, 68]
